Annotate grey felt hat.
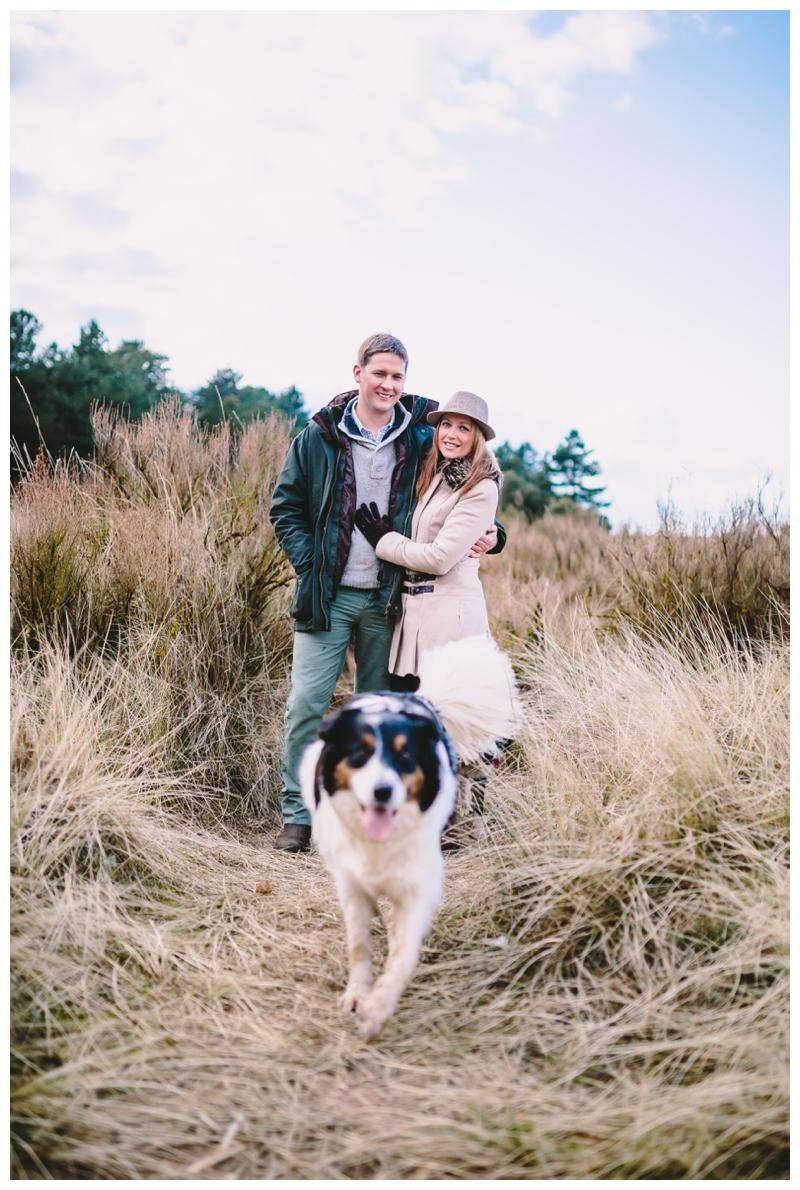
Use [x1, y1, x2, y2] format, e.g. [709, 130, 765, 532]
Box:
[426, 391, 495, 441]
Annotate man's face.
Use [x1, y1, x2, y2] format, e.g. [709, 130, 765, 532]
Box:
[353, 352, 406, 422]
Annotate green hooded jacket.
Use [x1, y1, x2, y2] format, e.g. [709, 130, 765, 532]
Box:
[270, 389, 505, 633]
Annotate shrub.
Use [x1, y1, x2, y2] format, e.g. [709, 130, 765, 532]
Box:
[482, 494, 788, 650]
[606, 495, 789, 645]
[11, 402, 297, 822]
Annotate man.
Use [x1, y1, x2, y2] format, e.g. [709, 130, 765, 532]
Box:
[269, 333, 504, 852]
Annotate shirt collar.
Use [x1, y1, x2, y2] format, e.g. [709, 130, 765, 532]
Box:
[344, 397, 401, 444]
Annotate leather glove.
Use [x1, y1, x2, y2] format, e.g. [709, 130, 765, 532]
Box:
[355, 501, 393, 547]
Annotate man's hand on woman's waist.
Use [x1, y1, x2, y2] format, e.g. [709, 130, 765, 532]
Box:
[468, 525, 498, 558]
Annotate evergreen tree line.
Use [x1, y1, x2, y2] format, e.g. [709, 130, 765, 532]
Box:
[10, 310, 608, 521]
[10, 309, 308, 460]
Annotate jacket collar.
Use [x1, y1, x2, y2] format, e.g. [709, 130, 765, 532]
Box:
[340, 397, 409, 446]
[313, 390, 437, 444]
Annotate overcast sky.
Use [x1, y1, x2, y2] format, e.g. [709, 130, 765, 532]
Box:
[11, 8, 788, 528]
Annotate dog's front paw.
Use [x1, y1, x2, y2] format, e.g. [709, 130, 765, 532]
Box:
[339, 979, 371, 1014]
[355, 991, 393, 1039]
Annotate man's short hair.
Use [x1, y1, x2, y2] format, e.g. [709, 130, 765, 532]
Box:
[357, 333, 408, 371]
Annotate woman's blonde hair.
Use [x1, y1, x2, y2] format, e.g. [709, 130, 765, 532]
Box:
[416, 420, 501, 500]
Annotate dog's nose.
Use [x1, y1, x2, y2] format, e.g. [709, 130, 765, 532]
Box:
[373, 785, 393, 804]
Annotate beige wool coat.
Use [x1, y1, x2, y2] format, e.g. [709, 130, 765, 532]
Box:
[375, 472, 499, 676]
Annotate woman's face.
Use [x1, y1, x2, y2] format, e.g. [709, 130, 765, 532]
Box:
[438, 415, 476, 460]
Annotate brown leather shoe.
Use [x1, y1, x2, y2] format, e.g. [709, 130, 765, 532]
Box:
[274, 823, 312, 853]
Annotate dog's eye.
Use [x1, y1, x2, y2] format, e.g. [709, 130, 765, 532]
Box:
[390, 733, 413, 766]
[349, 748, 372, 768]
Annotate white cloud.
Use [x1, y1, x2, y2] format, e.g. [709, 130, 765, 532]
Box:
[481, 11, 659, 117]
[686, 12, 737, 41]
[11, 11, 660, 237]
[10, 9, 663, 389]
[9, 10, 787, 527]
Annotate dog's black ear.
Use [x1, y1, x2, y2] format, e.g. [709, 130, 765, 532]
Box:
[318, 706, 357, 743]
[318, 709, 341, 743]
[408, 718, 446, 813]
[312, 748, 324, 807]
[320, 740, 345, 798]
[310, 708, 345, 802]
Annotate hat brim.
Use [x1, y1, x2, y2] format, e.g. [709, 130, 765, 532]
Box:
[426, 409, 495, 442]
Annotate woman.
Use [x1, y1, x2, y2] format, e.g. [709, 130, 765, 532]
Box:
[355, 391, 503, 840]
[355, 390, 501, 685]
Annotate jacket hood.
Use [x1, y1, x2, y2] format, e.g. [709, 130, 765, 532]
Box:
[313, 390, 438, 442]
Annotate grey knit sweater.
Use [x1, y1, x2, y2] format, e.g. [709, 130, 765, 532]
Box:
[339, 401, 411, 588]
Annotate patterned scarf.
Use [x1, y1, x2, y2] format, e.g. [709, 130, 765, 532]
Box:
[439, 456, 472, 490]
[439, 456, 500, 490]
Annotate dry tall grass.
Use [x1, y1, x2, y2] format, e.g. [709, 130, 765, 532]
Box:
[11, 401, 294, 820]
[481, 496, 788, 648]
[10, 409, 789, 1178]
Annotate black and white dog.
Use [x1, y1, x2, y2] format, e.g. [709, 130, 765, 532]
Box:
[299, 635, 519, 1039]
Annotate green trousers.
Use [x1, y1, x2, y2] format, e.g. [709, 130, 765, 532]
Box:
[280, 587, 394, 825]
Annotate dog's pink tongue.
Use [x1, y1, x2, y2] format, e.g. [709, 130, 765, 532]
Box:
[362, 806, 396, 842]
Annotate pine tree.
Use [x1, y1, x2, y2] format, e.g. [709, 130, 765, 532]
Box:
[193, 371, 308, 433]
[10, 311, 174, 468]
[546, 430, 609, 511]
[494, 441, 554, 522]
